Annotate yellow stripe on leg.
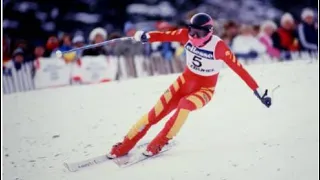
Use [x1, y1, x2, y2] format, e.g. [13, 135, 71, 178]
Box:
[163, 91, 172, 103]
[201, 87, 214, 91]
[166, 109, 190, 139]
[127, 114, 149, 139]
[173, 80, 180, 92]
[179, 75, 185, 84]
[195, 91, 212, 104]
[186, 95, 204, 109]
[204, 90, 213, 99]
[195, 91, 205, 98]
[154, 100, 164, 117]
[201, 87, 214, 98]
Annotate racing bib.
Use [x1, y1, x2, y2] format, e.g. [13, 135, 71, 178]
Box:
[184, 39, 223, 76]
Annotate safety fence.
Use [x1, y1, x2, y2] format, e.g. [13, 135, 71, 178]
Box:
[2, 52, 318, 95]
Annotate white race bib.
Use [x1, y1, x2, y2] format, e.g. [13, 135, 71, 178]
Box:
[184, 36, 224, 76]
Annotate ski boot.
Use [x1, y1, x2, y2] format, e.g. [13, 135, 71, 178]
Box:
[142, 135, 170, 157]
[107, 137, 137, 159]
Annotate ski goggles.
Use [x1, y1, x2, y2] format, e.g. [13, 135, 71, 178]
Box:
[188, 25, 211, 38]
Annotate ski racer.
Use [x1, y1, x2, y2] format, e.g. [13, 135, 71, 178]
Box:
[107, 13, 272, 158]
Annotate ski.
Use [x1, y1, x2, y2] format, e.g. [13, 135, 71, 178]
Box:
[113, 140, 178, 168]
[64, 142, 150, 172]
[64, 154, 111, 172]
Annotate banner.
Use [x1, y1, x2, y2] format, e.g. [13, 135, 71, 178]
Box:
[71, 55, 118, 84]
[33, 57, 72, 89]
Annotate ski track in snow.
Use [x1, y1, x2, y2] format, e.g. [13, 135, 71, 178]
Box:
[3, 60, 319, 180]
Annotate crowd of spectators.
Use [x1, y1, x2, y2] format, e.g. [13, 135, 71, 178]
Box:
[3, 8, 318, 71]
[222, 8, 318, 60]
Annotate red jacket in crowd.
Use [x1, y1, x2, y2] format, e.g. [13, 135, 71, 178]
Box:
[272, 27, 300, 51]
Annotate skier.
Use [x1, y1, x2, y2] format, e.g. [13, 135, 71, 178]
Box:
[107, 13, 272, 158]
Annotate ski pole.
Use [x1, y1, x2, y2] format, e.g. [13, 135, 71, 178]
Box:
[56, 37, 134, 58]
[271, 85, 280, 100]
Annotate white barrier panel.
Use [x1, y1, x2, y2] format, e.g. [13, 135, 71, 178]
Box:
[71, 55, 118, 84]
[34, 57, 72, 89]
[3, 52, 318, 94]
[3, 61, 35, 94]
[134, 55, 149, 78]
[118, 56, 129, 80]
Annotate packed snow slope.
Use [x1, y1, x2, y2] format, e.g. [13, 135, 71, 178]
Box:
[3, 60, 319, 180]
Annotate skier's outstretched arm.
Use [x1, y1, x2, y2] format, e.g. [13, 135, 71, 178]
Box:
[214, 40, 272, 108]
[133, 28, 189, 44]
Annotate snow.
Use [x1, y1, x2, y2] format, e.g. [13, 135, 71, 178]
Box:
[3, 60, 319, 180]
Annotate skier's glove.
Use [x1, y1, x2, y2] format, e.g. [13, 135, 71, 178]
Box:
[133, 31, 150, 43]
[254, 88, 272, 108]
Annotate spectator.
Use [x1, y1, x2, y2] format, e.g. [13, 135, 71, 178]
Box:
[124, 21, 136, 37]
[33, 41, 46, 59]
[221, 33, 232, 46]
[58, 34, 84, 62]
[258, 20, 280, 58]
[271, 13, 300, 59]
[57, 33, 73, 52]
[105, 31, 122, 55]
[297, 8, 318, 52]
[231, 24, 266, 60]
[72, 35, 85, 48]
[45, 36, 59, 57]
[3, 35, 11, 63]
[10, 48, 26, 70]
[14, 39, 33, 62]
[82, 27, 108, 56]
[3, 48, 34, 93]
[252, 25, 260, 37]
[71, 34, 85, 58]
[108, 32, 122, 40]
[49, 33, 74, 60]
[223, 20, 239, 46]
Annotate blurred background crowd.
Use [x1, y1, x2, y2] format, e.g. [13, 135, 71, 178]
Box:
[2, 0, 319, 94]
[3, 0, 318, 63]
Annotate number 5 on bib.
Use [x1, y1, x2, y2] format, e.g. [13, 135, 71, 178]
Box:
[192, 56, 202, 67]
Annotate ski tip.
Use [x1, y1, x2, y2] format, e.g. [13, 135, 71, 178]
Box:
[63, 162, 78, 172]
[63, 162, 71, 171]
